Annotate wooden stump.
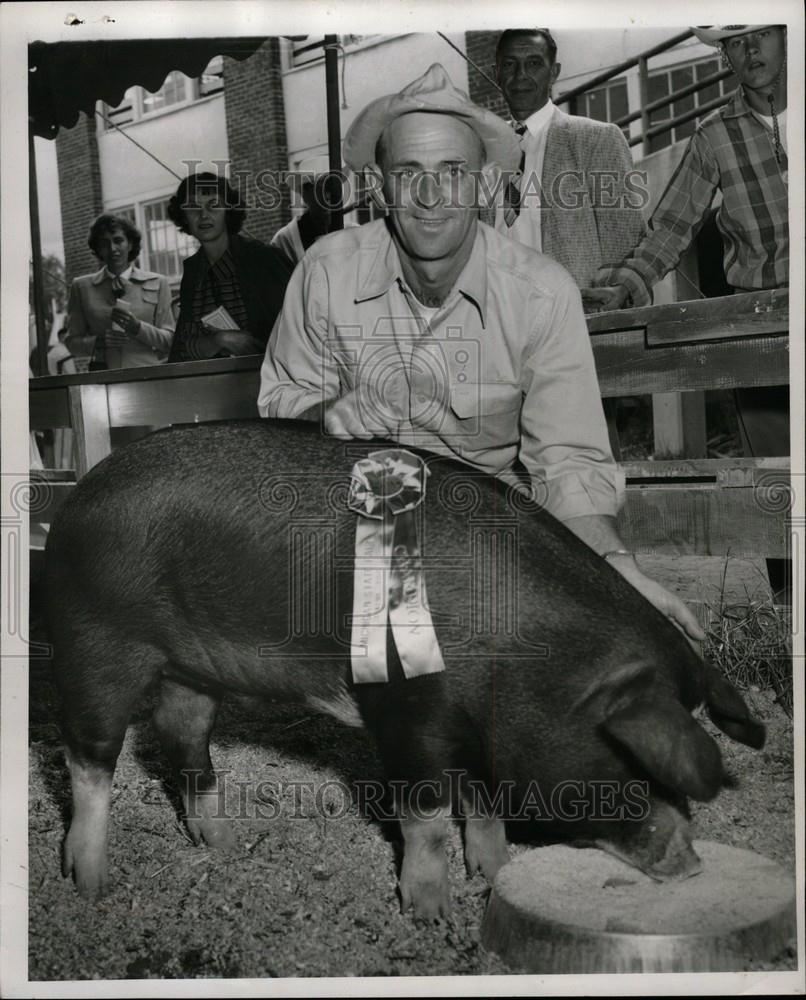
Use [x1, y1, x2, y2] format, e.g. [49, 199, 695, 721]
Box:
[481, 842, 795, 973]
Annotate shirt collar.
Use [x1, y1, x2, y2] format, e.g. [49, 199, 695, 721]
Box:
[722, 87, 759, 119]
[355, 220, 488, 327]
[519, 99, 555, 136]
[104, 264, 133, 282]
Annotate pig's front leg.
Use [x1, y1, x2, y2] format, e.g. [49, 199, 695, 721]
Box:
[398, 805, 451, 921]
[462, 803, 509, 882]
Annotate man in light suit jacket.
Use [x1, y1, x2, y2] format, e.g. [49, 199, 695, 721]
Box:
[494, 29, 646, 291]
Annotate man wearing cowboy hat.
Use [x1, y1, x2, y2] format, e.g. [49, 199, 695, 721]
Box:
[258, 63, 703, 642]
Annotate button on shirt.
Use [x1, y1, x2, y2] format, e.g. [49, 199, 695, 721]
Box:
[258, 219, 622, 522]
[494, 99, 556, 252]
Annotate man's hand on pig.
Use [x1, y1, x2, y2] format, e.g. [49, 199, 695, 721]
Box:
[605, 551, 706, 648]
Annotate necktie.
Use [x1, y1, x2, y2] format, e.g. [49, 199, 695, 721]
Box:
[503, 124, 527, 228]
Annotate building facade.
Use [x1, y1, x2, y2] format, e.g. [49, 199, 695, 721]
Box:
[54, 29, 728, 291]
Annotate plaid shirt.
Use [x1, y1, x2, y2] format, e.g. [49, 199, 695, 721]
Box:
[177, 249, 250, 361]
[596, 88, 788, 303]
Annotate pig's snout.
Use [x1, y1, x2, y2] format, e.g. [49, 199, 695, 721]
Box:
[597, 798, 701, 883]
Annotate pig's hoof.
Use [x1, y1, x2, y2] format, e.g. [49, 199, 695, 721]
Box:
[62, 841, 109, 901]
[463, 815, 509, 881]
[186, 816, 236, 850]
[464, 840, 509, 882]
[62, 826, 109, 902]
[400, 873, 451, 922]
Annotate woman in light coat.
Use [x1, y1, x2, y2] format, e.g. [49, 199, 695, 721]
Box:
[65, 213, 174, 370]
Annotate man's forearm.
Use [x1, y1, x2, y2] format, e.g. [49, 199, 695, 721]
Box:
[563, 514, 629, 557]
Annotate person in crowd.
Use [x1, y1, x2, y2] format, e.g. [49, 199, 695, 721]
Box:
[167, 172, 292, 362]
[270, 174, 336, 268]
[494, 28, 647, 455]
[494, 28, 646, 290]
[64, 213, 174, 370]
[258, 63, 704, 642]
[585, 24, 789, 599]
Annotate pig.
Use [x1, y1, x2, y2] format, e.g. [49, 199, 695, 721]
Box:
[44, 419, 765, 920]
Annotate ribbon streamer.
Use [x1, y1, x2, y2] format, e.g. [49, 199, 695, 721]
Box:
[348, 450, 446, 684]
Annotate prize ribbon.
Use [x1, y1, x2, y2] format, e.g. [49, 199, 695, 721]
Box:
[347, 449, 446, 684]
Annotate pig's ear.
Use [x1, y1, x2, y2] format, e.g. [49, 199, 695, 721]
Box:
[703, 664, 766, 749]
[602, 697, 724, 801]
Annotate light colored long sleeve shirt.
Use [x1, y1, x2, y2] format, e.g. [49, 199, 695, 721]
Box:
[258, 219, 623, 522]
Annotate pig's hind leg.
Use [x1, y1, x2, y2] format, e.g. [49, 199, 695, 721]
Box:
[59, 639, 159, 900]
[152, 677, 235, 850]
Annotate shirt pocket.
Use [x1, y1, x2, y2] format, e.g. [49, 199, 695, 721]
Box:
[448, 381, 521, 451]
[140, 282, 162, 308]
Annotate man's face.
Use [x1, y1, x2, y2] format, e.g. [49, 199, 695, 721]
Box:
[497, 34, 560, 121]
[183, 191, 228, 243]
[376, 112, 485, 265]
[723, 27, 786, 91]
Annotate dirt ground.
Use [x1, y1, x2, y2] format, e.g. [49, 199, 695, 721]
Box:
[27, 662, 796, 983]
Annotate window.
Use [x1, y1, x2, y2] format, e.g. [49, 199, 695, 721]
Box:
[143, 198, 198, 279]
[110, 205, 136, 227]
[141, 70, 187, 115]
[647, 58, 735, 153]
[576, 78, 629, 138]
[100, 56, 224, 130]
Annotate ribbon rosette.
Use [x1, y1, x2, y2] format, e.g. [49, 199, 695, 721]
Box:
[347, 449, 446, 684]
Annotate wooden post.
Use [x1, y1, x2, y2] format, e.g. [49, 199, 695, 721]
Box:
[68, 384, 112, 476]
[28, 128, 50, 377]
[652, 391, 707, 459]
[324, 34, 344, 232]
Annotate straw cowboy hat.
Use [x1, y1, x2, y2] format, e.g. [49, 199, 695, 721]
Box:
[692, 25, 774, 45]
[343, 63, 521, 174]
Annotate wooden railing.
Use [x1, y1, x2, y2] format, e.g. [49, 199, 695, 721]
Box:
[29, 290, 789, 561]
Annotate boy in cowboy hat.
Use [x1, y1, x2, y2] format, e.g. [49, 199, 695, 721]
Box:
[258, 63, 703, 642]
[584, 25, 789, 598]
[584, 25, 787, 314]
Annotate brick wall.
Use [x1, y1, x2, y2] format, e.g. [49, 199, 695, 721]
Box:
[223, 37, 290, 245]
[465, 32, 508, 121]
[56, 113, 104, 285]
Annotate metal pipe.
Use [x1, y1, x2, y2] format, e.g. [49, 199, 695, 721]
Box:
[556, 29, 694, 106]
[628, 93, 730, 147]
[29, 128, 50, 377]
[324, 34, 344, 231]
[612, 67, 734, 128]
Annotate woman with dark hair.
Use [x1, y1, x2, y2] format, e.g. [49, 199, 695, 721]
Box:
[65, 213, 174, 369]
[167, 172, 292, 361]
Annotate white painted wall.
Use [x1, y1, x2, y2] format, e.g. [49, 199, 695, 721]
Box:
[98, 93, 228, 209]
